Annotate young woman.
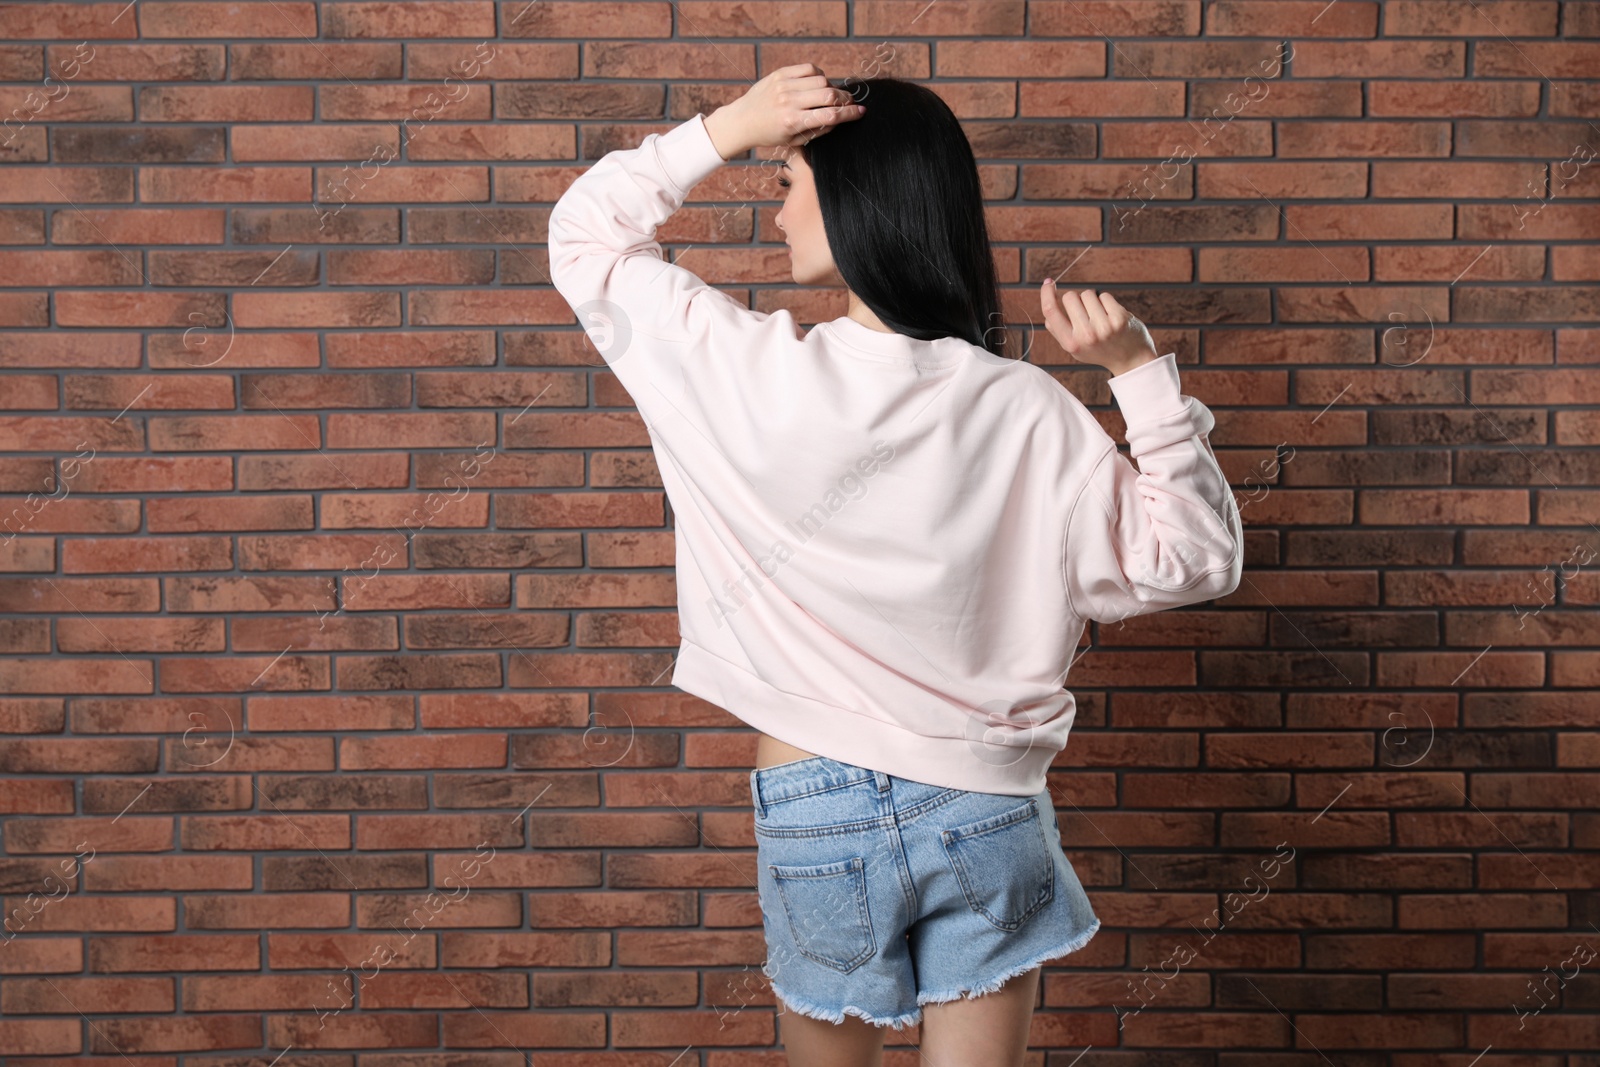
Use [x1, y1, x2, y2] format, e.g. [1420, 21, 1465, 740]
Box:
[549, 67, 1243, 1067]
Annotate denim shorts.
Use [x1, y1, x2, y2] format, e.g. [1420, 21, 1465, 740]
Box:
[750, 754, 1101, 1030]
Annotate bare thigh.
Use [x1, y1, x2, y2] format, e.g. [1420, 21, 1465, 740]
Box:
[777, 1006, 887, 1067]
[917, 965, 1041, 1067]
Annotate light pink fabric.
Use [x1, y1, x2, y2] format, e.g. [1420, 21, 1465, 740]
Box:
[548, 112, 1243, 795]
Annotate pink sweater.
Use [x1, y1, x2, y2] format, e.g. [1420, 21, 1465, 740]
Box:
[548, 112, 1244, 796]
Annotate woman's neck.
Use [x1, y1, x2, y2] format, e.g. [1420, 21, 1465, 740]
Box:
[845, 292, 894, 334]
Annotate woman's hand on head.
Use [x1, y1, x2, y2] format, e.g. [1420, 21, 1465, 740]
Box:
[1039, 279, 1159, 376]
[704, 63, 867, 159]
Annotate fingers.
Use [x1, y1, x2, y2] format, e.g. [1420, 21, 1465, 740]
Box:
[796, 85, 853, 112]
[1043, 280, 1150, 364]
[1040, 279, 1072, 348]
[1059, 285, 1091, 339]
[790, 100, 865, 145]
[776, 66, 829, 91]
[1098, 291, 1128, 328]
[802, 85, 863, 126]
[789, 109, 861, 146]
[1078, 288, 1111, 335]
[821, 102, 866, 124]
[1041, 278, 1091, 353]
[1036, 279, 1062, 334]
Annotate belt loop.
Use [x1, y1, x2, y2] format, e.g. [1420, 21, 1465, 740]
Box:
[749, 769, 765, 820]
[874, 770, 891, 792]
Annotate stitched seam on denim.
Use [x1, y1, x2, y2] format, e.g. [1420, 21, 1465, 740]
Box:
[951, 855, 1050, 931]
[770, 859, 876, 972]
[888, 786, 965, 828]
[941, 799, 1054, 932]
[757, 775, 875, 806]
[944, 798, 1038, 841]
[950, 856, 1053, 932]
[755, 814, 895, 839]
[884, 820, 919, 918]
[753, 784, 967, 836]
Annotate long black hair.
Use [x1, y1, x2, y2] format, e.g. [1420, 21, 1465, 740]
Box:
[798, 77, 1011, 358]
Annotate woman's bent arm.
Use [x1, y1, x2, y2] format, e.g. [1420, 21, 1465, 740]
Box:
[1062, 352, 1243, 624]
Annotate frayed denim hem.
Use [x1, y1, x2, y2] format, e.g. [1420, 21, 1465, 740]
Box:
[915, 916, 1102, 1007]
[770, 979, 923, 1031]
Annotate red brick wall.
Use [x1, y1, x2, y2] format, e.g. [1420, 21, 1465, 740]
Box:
[2, 0, 1598, 1060]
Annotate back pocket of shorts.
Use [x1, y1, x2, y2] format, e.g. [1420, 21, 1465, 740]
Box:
[940, 798, 1055, 933]
[769, 856, 877, 974]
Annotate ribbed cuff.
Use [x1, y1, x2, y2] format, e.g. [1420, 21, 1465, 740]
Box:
[1107, 352, 1211, 455]
[655, 112, 728, 198]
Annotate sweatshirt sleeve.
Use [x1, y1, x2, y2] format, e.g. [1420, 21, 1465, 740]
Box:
[1062, 352, 1244, 624]
[546, 112, 767, 426]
